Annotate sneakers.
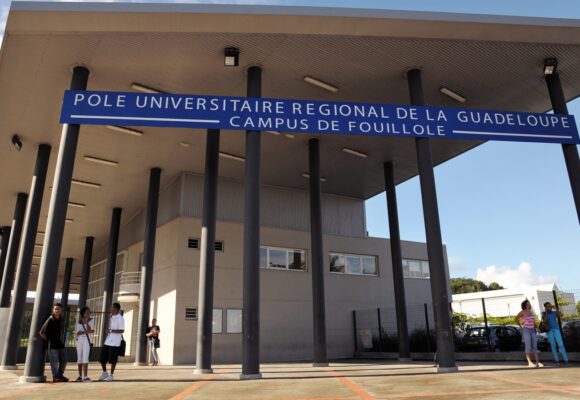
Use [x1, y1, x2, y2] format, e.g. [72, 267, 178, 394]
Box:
[98, 372, 109, 381]
[60, 375, 69, 382]
[53, 377, 64, 383]
[75, 376, 83, 382]
[83, 377, 92, 383]
[104, 374, 114, 382]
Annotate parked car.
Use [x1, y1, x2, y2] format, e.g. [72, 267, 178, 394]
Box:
[507, 325, 550, 352]
[459, 326, 522, 352]
[562, 319, 580, 334]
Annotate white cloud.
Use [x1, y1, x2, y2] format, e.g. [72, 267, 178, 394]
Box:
[476, 262, 558, 290]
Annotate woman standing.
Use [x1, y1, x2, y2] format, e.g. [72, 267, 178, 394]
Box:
[516, 300, 544, 368]
[75, 307, 94, 382]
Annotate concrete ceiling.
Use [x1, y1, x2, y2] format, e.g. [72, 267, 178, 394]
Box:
[1, 2, 580, 289]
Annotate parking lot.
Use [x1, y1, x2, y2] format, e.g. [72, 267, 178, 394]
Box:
[0, 360, 579, 399]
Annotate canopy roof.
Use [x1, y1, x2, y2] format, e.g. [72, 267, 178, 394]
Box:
[1, 2, 580, 285]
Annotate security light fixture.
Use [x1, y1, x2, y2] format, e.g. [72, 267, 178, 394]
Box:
[301, 173, 327, 182]
[342, 147, 368, 158]
[303, 76, 339, 93]
[68, 202, 86, 208]
[84, 155, 118, 166]
[266, 131, 281, 136]
[106, 125, 144, 137]
[131, 82, 164, 94]
[71, 179, 101, 189]
[224, 47, 240, 67]
[11, 134, 22, 151]
[219, 151, 245, 162]
[284, 134, 295, 139]
[544, 58, 558, 75]
[440, 87, 467, 103]
[179, 141, 191, 148]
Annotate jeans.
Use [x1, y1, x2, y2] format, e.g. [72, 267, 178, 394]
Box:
[547, 329, 568, 363]
[48, 348, 67, 379]
[149, 340, 159, 365]
[522, 328, 537, 353]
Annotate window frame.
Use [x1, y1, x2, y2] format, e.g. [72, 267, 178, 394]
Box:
[225, 308, 242, 334]
[329, 252, 378, 276]
[260, 245, 307, 272]
[402, 258, 430, 279]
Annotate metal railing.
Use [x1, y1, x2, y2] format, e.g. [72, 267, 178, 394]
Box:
[118, 272, 141, 301]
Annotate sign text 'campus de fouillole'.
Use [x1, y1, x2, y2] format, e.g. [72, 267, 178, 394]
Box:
[60, 91, 580, 144]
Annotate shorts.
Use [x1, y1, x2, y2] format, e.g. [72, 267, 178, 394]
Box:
[523, 328, 537, 353]
[76, 340, 91, 364]
[100, 344, 120, 364]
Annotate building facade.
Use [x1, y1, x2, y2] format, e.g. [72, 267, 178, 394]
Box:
[86, 173, 443, 364]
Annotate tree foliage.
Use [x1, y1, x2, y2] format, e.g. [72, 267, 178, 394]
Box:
[450, 277, 504, 294]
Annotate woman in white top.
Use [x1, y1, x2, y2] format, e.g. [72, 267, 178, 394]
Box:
[75, 306, 94, 382]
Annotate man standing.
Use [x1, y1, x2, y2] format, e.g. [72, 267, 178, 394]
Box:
[542, 302, 569, 366]
[145, 318, 160, 366]
[39, 303, 68, 382]
[98, 303, 125, 381]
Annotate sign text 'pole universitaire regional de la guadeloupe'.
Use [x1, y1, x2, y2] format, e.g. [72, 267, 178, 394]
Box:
[60, 91, 580, 144]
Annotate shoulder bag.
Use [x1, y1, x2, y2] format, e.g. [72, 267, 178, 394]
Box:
[81, 321, 93, 358]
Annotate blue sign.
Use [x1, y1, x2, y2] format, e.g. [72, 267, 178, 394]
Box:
[60, 90, 579, 144]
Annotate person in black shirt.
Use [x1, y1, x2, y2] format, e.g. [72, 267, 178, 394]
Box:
[145, 318, 160, 366]
[39, 303, 68, 382]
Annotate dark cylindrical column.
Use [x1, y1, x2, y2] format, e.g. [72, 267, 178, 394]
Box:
[99, 207, 122, 342]
[0, 193, 28, 307]
[383, 161, 411, 360]
[408, 69, 456, 372]
[77, 236, 94, 309]
[61, 258, 73, 313]
[545, 72, 580, 226]
[135, 168, 161, 366]
[241, 66, 262, 380]
[22, 66, 89, 383]
[0, 227, 11, 291]
[194, 130, 220, 374]
[1, 144, 51, 370]
[308, 138, 328, 367]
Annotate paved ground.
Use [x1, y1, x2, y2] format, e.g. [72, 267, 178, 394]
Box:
[0, 360, 579, 399]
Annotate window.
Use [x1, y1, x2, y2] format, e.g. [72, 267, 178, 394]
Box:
[212, 309, 223, 334]
[260, 246, 307, 271]
[188, 238, 224, 252]
[402, 259, 430, 279]
[330, 253, 378, 276]
[185, 308, 197, 321]
[226, 309, 242, 333]
[330, 254, 345, 273]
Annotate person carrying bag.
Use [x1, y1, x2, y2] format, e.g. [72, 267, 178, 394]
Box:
[542, 302, 569, 366]
[75, 306, 94, 382]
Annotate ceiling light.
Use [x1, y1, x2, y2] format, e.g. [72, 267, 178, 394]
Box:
[11, 134, 22, 151]
[65, 218, 74, 223]
[303, 76, 339, 93]
[219, 151, 245, 162]
[440, 87, 467, 103]
[285, 134, 295, 139]
[179, 141, 191, 147]
[84, 155, 118, 166]
[131, 82, 164, 94]
[68, 202, 86, 208]
[301, 173, 327, 182]
[224, 47, 240, 67]
[544, 58, 558, 75]
[342, 147, 368, 158]
[72, 179, 101, 189]
[34, 244, 42, 248]
[106, 125, 144, 137]
[266, 131, 281, 136]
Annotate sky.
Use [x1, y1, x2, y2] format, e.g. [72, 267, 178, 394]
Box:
[1, 0, 579, 289]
